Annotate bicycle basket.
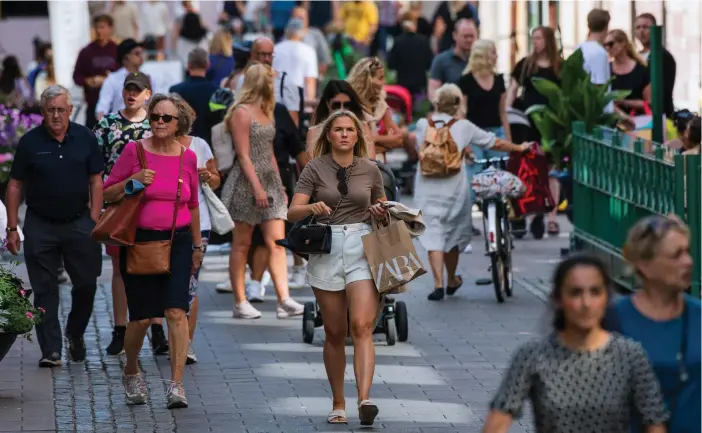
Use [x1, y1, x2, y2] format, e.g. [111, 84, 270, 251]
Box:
[471, 167, 526, 199]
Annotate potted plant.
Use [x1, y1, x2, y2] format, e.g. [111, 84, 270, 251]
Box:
[0, 106, 43, 198]
[0, 252, 43, 362]
[525, 49, 630, 222]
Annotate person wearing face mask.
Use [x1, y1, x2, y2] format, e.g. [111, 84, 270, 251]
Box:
[288, 110, 388, 426]
[94, 73, 171, 357]
[605, 215, 701, 433]
[483, 254, 669, 433]
[103, 93, 202, 409]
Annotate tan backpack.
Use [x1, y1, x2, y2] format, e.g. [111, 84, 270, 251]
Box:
[419, 118, 462, 178]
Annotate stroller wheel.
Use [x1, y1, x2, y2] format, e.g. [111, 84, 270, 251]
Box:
[385, 317, 397, 346]
[395, 301, 408, 342]
[302, 302, 315, 344]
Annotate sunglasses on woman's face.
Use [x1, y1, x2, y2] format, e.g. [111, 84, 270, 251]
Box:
[604, 41, 615, 48]
[150, 113, 178, 123]
[330, 101, 347, 111]
[336, 167, 349, 196]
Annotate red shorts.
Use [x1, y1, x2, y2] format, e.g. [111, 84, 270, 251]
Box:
[106, 245, 121, 258]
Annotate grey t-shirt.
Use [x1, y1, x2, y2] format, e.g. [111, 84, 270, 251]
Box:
[490, 333, 669, 433]
[429, 49, 469, 85]
[303, 28, 332, 66]
[235, 71, 300, 113]
[295, 154, 385, 225]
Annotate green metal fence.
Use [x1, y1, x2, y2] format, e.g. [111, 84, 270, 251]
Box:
[571, 121, 701, 297]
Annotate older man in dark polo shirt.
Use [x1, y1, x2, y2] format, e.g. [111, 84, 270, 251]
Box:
[5, 85, 104, 367]
[428, 18, 477, 100]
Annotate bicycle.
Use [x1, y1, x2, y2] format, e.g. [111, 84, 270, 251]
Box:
[471, 156, 514, 303]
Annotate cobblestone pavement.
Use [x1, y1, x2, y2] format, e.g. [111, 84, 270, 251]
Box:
[0, 214, 570, 433]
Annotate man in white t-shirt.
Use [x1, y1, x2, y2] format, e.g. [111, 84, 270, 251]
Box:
[272, 18, 319, 101]
[577, 9, 633, 127]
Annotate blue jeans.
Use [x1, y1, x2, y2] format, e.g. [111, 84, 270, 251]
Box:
[467, 126, 508, 203]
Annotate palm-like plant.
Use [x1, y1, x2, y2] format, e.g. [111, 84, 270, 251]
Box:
[526, 49, 630, 168]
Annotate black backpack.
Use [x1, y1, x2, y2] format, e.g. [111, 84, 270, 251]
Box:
[279, 72, 307, 137]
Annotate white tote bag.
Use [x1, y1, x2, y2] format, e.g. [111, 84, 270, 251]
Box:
[202, 183, 234, 235]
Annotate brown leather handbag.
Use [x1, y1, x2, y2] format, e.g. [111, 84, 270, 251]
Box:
[91, 142, 148, 246]
[126, 146, 185, 275]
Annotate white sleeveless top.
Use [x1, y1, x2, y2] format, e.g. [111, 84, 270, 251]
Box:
[188, 137, 214, 232]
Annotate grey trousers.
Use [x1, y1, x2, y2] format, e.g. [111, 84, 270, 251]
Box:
[23, 210, 102, 357]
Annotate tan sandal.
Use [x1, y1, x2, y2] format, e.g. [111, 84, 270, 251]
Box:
[327, 409, 348, 424]
[358, 400, 379, 426]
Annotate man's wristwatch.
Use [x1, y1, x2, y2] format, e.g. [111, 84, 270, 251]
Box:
[193, 245, 205, 252]
[6, 227, 17, 233]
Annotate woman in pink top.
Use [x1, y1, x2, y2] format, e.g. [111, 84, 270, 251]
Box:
[103, 93, 201, 410]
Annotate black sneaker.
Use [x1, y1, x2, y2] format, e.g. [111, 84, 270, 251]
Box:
[151, 325, 169, 355]
[39, 352, 62, 368]
[106, 327, 126, 356]
[68, 336, 86, 362]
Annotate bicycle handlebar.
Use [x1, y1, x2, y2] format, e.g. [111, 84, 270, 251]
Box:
[471, 156, 512, 164]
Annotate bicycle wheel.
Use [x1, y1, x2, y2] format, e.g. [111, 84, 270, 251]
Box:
[491, 252, 506, 303]
[502, 215, 514, 297]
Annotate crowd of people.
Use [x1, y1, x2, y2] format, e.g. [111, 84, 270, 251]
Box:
[0, 0, 700, 431]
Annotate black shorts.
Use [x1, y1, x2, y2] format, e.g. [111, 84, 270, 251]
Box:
[120, 228, 193, 321]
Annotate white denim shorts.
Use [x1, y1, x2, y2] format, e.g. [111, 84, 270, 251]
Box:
[306, 222, 373, 291]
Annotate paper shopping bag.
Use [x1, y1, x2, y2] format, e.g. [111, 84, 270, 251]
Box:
[362, 220, 426, 294]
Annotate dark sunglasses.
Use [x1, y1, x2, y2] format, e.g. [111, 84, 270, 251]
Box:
[336, 167, 349, 196]
[149, 113, 178, 123]
[604, 41, 615, 48]
[330, 101, 347, 111]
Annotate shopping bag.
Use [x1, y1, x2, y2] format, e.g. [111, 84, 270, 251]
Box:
[507, 143, 555, 217]
[362, 219, 426, 294]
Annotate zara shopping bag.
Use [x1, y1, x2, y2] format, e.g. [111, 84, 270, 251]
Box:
[362, 219, 426, 294]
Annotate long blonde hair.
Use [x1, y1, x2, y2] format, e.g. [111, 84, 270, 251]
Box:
[312, 110, 370, 160]
[210, 29, 233, 57]
[464, 39, 496, 76]
[346, 57, 384, 114]
[224, 62, 275, 127]
[609, 29, 647, 66]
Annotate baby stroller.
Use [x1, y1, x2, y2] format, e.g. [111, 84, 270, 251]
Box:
[381, 85, 417, 195]
[300, 166, 407, 346]
[303, 298, 409, 346]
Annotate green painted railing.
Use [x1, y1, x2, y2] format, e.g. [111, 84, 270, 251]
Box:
[571, 121, 701, 297]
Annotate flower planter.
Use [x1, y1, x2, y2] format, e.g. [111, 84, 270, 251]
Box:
[0, 332, 18, 362]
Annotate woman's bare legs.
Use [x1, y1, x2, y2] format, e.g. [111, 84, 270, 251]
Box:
[444, 247, 461, 286]
[427, 250, 445, 288]
[259, 219, 290, 301]
[187, 297, 198, 342]
[123, 319, 150, 375]
[346, 279, 380, 404]
[111, 256, 127, 326]
[164, 308, 189, 382]
[313, 288, 348, 415]
[229, 223, 254, 305]
[548, 177, 561, 229]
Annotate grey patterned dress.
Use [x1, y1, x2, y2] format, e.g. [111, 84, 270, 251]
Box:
[490, 333, 669, 433]
[221, 110, 287, 225]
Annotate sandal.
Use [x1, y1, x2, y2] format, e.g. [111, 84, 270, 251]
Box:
[427, 288, 444, 301]
[358, 400, 379, 426]
[327, 409, 348, 424]
[547, 221, 560, 235]
[446, 275, 463, 296]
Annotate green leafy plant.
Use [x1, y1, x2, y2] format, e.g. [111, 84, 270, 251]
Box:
[0, 254, 43, 340]
[526, 49, 631, 168]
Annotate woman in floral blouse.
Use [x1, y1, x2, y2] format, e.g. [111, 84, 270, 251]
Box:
[92, 72, 168, 358]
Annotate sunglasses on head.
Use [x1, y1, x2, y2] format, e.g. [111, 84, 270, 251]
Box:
[149, 113, 178, 123]
[638, 217, 677, 240]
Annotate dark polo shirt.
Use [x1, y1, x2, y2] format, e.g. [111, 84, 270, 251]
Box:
[430, 48, 469, 86]
[10, 121, 104, 221]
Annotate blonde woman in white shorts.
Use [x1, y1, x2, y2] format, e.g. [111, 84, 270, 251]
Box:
[288, 110, 387, 427]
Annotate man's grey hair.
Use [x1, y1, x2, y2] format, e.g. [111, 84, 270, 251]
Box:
[40, 85, 73, 108]
[285, 18, 305, 38]
[187, 47, 209, 70]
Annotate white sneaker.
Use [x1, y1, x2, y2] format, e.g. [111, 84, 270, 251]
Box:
[246, 280, 266, 303]
[276, 298, 304, 319]
[233, 301, 262, 319]
[215, 280, 232, 293]
[288, 266, 307, 289]
[186, 343, 197, 365]
[462, 244, 473, 254]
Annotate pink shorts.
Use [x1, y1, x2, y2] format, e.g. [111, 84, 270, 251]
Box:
[106, 245, 120, 258]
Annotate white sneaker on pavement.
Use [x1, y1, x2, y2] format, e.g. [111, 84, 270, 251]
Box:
[246, 280, 266, 303]
[276, 298, 304, 319]
[462, 244, 473, 254]
[233, 301, 262, 319]
[288, 266, 307, 289]
[261, 270, 271, 287]
[215, 280, 232, 293]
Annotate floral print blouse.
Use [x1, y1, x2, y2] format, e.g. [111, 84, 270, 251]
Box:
[93, 111, 151, 176]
